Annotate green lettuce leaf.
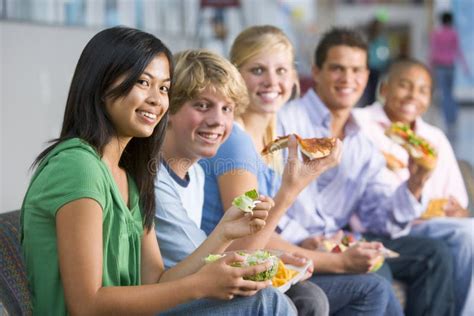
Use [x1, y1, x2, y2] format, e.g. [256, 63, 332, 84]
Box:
[232, 189, 259, 213]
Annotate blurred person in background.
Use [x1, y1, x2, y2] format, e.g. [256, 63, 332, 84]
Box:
[430, 11, 470, 141]
[363, 18, 391, 106]
[354, 58, 473, 316]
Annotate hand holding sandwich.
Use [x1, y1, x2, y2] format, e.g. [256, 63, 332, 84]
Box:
[407, 156, 434, 200]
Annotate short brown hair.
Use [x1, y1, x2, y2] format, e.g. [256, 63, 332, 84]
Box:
[169, 49, 249, 116]
[314, 27, 368, 68]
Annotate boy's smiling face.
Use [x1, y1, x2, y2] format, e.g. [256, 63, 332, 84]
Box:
[168, 87, 235, 161]
[381, 64, 432, 125]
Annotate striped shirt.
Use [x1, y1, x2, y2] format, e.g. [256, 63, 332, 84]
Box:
[276, 89, 425, 243]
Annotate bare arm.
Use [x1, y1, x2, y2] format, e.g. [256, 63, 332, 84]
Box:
[220, 136, 342, 251]
[157, 222, 233, 282]
[57, 198, 272, 315]
[57, 199, 202, 315]
[159, 198, 271, 282]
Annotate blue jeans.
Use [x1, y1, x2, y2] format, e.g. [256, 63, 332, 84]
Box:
[159, 287, 296, 315]
[369, 235, 455, 316]
[310, 273, 403, 316]
[410, 218, 474, 316]
[435, 65, 458, 126]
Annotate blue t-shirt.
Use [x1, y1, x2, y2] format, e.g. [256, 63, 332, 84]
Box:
[199, 123, 281, 235]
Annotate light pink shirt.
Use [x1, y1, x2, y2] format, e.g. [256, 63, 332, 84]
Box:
[430, 26, 460, 66]
[353, 102, 468, 208]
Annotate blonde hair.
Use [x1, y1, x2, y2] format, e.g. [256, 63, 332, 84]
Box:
[230, 25, 296, 70]
[230, 25, 297, 172]
[169, 49, 249, 116]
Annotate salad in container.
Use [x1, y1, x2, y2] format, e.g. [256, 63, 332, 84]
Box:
[204, 250, 280, 281]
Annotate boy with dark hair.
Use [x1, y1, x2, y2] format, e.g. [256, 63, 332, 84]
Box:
[355, 58, 473, 316]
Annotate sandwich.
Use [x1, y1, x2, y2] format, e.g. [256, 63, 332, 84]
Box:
[385, 122, 437, 170]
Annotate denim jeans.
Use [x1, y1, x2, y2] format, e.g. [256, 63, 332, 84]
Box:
[159, 287, 296, 315]
[310, 272, 403, 316]
[435, 66, 458, 126]
[410, 218, 474, 316]
[286, 280, 330, 316]
[368, 234, 455, 316]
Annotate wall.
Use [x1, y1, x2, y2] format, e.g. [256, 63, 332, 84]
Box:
[334, 4, 430, 63]
[0, 21, 187, 213]
[0, 0, 302, 213]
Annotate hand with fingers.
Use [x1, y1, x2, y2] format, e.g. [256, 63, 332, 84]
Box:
[280, 252, 314, 281]
[197, 252, 273, 300]
[444, 196, 469, 218]
[218, 195, 274, 241]
[407, 156, 434, 199]
[299, 235, 324, 251]
[281, 135, 342, 196]
[341, 241, 384, 274]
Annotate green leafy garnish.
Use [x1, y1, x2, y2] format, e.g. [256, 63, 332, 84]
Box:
[244, 189, 259, 200]
[232, 189, 259, 213]
[204, 254, 225, 263]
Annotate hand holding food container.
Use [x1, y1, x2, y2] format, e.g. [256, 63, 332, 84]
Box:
[205, 250, 314, 294]
[320, 233, 399, 273]
[198, 251, 274, 300]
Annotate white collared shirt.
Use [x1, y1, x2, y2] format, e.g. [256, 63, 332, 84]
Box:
[276, 89, 425, 243]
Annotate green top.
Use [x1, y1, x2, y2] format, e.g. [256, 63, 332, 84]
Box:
[21, 138, 144, 315]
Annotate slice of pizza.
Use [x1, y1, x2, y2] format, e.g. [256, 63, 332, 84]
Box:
[385, 122, 437, 170]
[261, 134, 336, 160]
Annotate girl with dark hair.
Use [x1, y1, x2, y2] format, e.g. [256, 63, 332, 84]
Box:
[20, 26, 292, 315]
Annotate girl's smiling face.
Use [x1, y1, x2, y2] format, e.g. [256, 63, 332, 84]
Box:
[105, 54, 171, 140]
[239, 48, 295, 114]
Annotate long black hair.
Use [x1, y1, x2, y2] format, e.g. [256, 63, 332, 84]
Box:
[34, 26, 173, 231]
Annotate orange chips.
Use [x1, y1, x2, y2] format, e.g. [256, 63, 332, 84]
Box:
[420, 198, 448, 219]
[271, 260, 299, 287]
